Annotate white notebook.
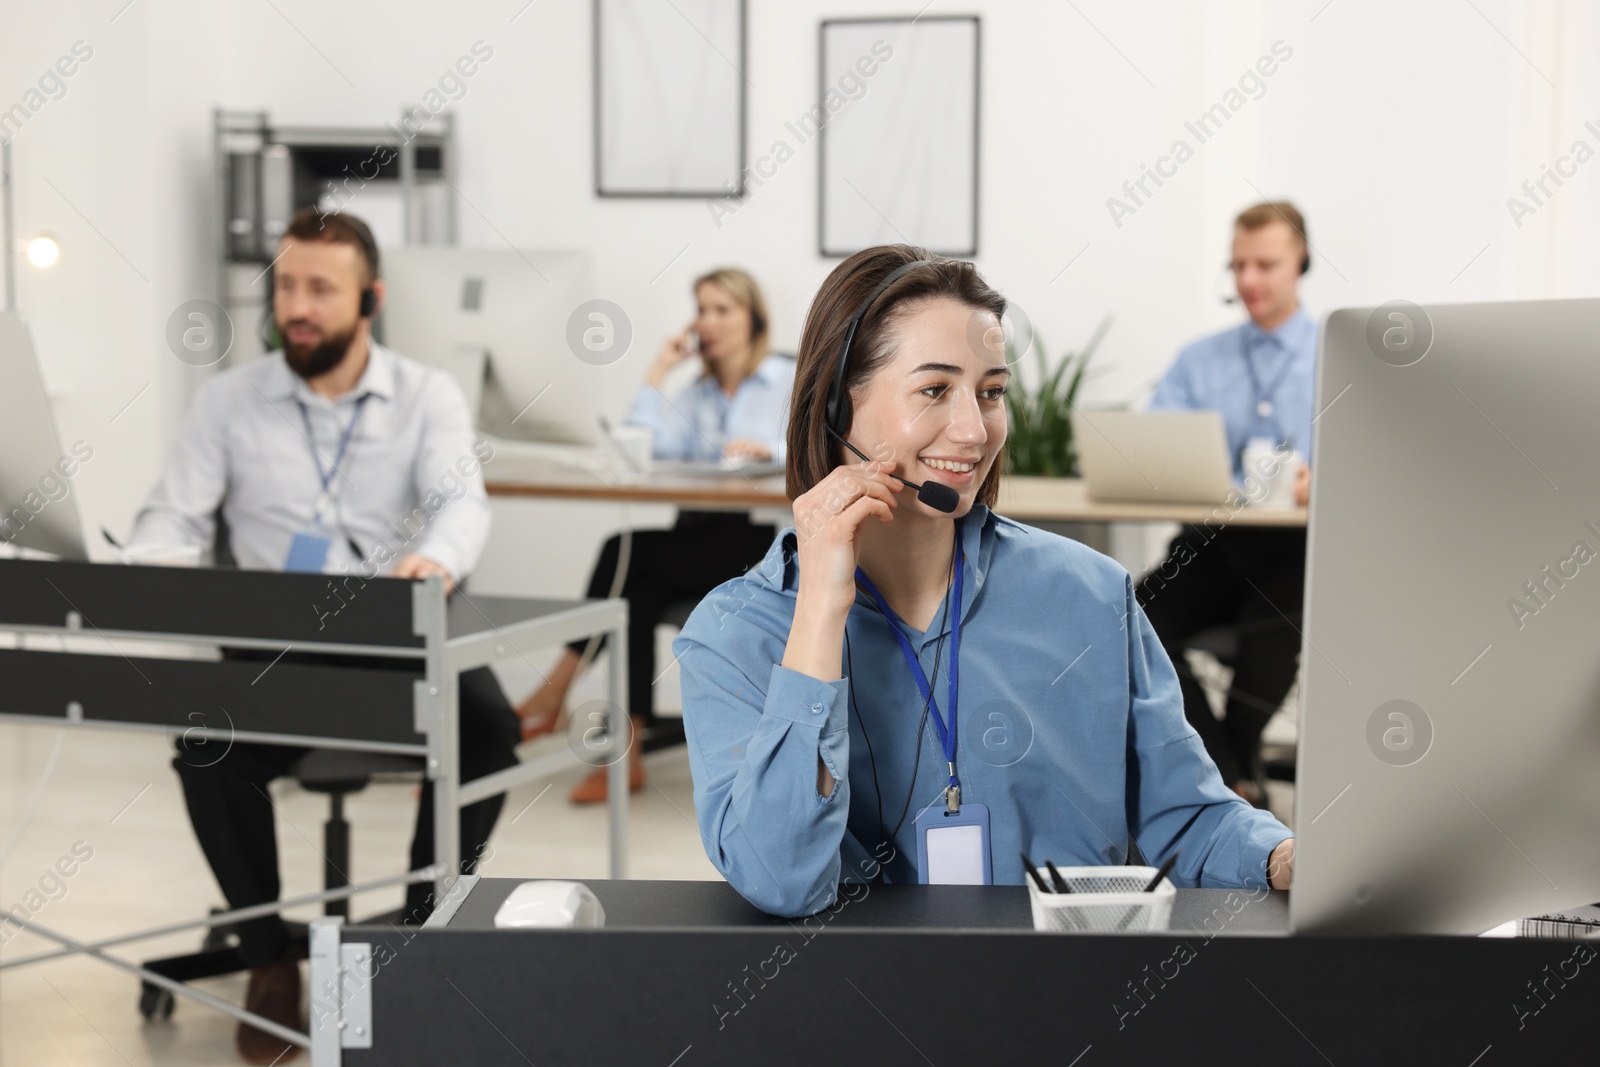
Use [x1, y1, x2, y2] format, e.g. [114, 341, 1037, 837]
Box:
[1519, 904, 1600, 939]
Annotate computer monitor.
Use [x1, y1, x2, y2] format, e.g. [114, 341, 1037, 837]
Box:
[1291, 296, 1600, 935]
[0, 311, 89, 560]
[378, 248, 608, 445]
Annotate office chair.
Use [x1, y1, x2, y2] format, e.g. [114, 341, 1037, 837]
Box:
[136, 511, 424, 1020]
[1184, 624, 1297, 786]
[138, 750, 423, 1019]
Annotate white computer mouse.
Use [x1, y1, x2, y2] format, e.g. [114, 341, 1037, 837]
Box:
[492, 880, 606, 929]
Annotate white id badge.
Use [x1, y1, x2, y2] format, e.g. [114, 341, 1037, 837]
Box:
[914, 802, 992, 885]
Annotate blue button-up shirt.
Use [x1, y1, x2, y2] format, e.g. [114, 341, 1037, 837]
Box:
[674, 506, 1291, 917]
[1149, 308, 1318, 478]
[130, 343, 490, 580]
[626, 354, 794, 462]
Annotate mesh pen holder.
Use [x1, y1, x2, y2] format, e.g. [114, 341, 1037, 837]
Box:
[1027, 865, 1176, 933]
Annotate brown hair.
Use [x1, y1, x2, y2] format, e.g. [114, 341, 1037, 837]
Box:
[694, 267, 770, 376]
[1235, 200, 1308, 252]
[786, 244, 1007, 507]
[282, 208, 381, 286]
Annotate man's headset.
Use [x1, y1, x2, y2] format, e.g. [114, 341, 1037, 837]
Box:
[1218, 234, 1311, 305]
[822, 257, 959, 514]
[260, 215, 381, 347]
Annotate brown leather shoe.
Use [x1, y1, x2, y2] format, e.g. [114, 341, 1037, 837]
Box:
[237, 957, 302, 1064]
[569, 750, 646, 804]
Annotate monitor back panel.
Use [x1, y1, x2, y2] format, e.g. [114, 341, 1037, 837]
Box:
[1293, 297, 1600, 934]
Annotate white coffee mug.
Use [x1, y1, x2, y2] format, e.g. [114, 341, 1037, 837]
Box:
[610, 426, 653, 475]
[1241, 438, 1300, 510]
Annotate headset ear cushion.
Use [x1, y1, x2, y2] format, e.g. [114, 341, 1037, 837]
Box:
[359, 289, 377, 317]
[1301, 252, 1311, 275]
[831, 394, 851, 439]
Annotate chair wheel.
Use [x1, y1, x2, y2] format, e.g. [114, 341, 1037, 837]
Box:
[139, 983, 175, 1021]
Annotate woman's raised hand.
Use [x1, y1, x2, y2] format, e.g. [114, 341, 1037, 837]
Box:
[647, 325, 697, 389]
[790, 460, 902, 616]
[782, 460, 900, 684]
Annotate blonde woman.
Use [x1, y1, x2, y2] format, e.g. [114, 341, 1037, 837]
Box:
[519, 268, 794, 802]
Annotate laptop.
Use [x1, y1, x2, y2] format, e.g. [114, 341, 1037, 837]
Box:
[1071, 410, 1234, 505]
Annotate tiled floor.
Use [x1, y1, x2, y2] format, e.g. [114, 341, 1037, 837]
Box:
[0, 693, 717, 1067]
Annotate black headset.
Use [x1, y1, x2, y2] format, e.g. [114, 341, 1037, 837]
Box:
[343, 213, 381, 318]
[824, 258, 934, 438]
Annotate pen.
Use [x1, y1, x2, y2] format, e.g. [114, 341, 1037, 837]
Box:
[1143, 854, 1179, 892]
[1045, 860, 1072, 894]
[1113, 852, 1181, 932]
[1020, 852, 1052, 894]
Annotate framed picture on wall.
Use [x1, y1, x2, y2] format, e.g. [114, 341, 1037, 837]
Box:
[819, 16, 980, 257]
[594, 0, 747, 198]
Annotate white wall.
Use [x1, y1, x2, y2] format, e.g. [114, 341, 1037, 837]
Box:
[4, 0, 1596, 598]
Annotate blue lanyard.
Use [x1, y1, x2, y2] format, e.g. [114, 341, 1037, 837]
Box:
[295, 395, 368, 522]
[855, 536, 966, 809]
[1239, 329, 1294, 437]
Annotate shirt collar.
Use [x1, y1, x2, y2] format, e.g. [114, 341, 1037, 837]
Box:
[1242, 307, 1314, 350]
[696, 353, 790, 396]
[264, 341, 396, 405]
[750, 353, 792, 385]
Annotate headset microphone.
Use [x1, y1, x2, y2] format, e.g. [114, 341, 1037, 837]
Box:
[825, 425, 960, 514]
[1217, 263, 1238, 305]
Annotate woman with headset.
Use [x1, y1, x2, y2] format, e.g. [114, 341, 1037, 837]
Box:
[518, 268, 793, 803]
[671, 246, 1294, 915]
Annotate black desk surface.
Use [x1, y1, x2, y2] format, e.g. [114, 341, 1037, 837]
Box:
[342, 877, 1592, 1066]
[447, 876, 1291, 935]
[0, 559, 605, 649]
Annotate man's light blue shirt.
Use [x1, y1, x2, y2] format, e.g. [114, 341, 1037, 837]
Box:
[1149, 308, 1317, 478]
[626, 354, 794, 462]
[674, 506, 1291, 918]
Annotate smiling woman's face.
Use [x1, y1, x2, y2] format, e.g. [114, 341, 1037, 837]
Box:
[846, 295, 1010, 518]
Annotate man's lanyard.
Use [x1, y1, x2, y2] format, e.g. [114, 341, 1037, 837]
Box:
[296, 395, 368, 526]
[1239, 328, 1295, 431]
[855, 536, 966, 814]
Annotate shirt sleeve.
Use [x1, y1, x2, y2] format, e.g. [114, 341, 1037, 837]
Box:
[128, 381, 229, 552]
[409, 371, 490, 580]
[674, 600, 854, 917]
[1147, 347, 1196, 411]
[626, 384, 696, 461]
[1120, 575, 1292, 888]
